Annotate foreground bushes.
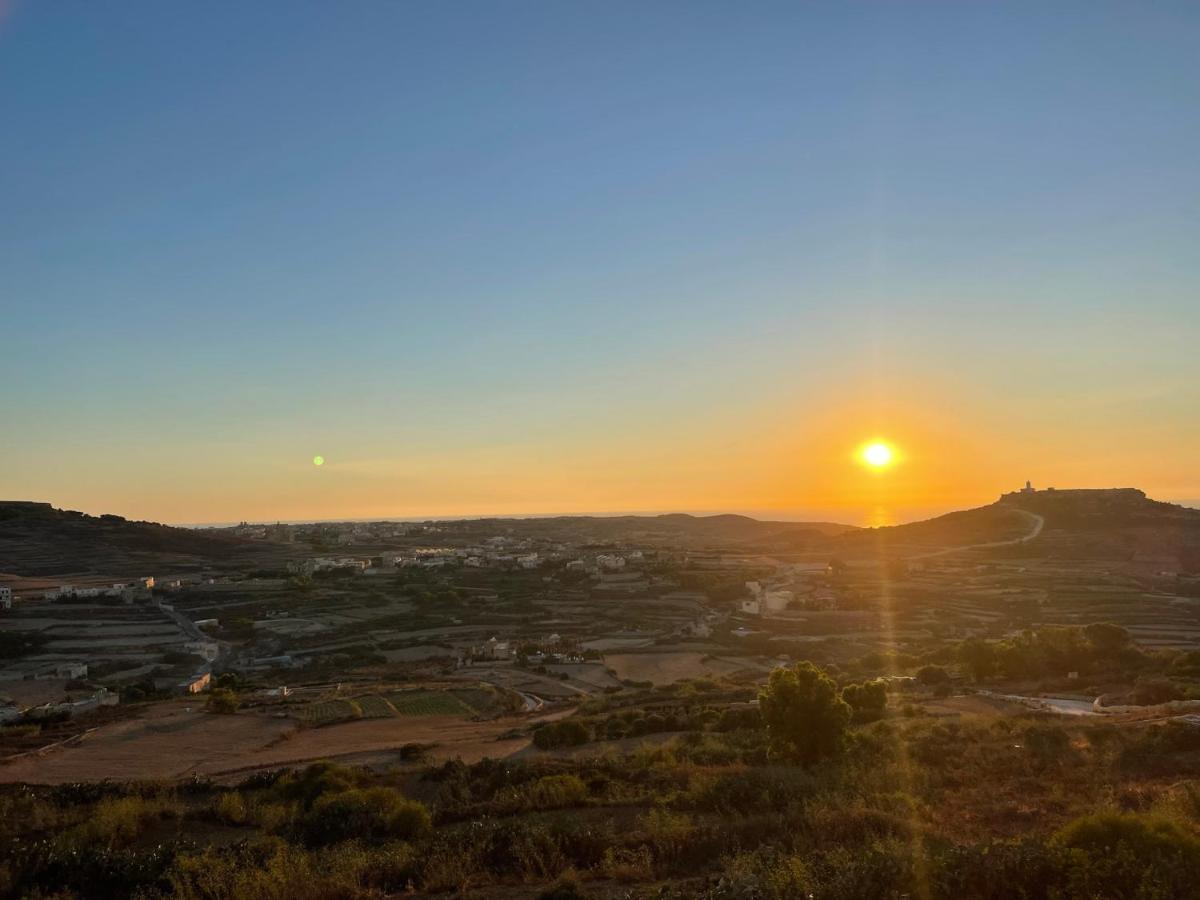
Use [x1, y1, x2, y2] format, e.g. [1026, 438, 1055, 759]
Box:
[301, 787, 430, 846]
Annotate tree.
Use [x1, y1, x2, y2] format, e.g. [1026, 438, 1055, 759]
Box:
[915, 665, 951, 687]
[841, 679, 888, 720]
[758, 661, 851, 765]
[1084, 622, 1131, 657]
[957, 638, 997, 682]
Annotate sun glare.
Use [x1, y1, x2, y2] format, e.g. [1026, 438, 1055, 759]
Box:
[861, 442, 893, 468]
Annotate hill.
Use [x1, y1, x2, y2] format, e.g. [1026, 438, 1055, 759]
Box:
[0, 501, 288, 577]
[999, 488, 1200, 570]
[833, 488, 1200, 571]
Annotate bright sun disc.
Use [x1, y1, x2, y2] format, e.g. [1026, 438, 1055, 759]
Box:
[312, 455, 325, 467]
[862, 442, 893, 468]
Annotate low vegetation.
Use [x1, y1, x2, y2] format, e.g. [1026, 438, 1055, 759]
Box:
[5, 660, 1200, 898]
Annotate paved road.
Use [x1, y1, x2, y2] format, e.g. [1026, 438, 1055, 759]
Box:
[907, 509, 1044, 560]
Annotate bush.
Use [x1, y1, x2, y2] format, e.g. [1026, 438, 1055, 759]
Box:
[915, 665, 951, 686]
[526, 775, 589, 809]
[841, 680, 887, 721]
[533, 720, 590, 750]
[716, 705, 762, 732]
[1023, 724, 1073, 767]
[206, 688, 241, 715]
[301, 787, 431, 846]
[1051, 813, 1200, 898]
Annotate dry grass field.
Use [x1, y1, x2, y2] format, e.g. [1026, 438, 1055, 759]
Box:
[0, 696, 570, 784]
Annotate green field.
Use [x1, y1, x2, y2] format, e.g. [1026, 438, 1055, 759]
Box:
[298, 699, 362, 725]
[297, 690, 478, 723]
[449, 687, 502, 715]
[355, 695, 399, 718]
[385, 690, 475, 716]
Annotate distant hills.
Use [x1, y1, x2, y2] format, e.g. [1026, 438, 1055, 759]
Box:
[0, 502, 277, 577]
[3, 489, 1198, 578]
[460, 513, 859, 548]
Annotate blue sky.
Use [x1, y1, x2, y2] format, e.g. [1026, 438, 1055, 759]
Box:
[2, 2, 1198, 523]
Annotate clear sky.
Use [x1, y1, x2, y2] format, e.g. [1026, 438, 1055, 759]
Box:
[2, 2, 1198, 526]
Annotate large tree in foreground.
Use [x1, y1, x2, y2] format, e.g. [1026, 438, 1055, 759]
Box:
[758, 661, 851, 765]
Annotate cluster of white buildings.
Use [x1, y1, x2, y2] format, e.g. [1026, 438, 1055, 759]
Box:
[0, 685, 118, 724]
[42, 577, 157, 602]
[289, 556, 370, 575]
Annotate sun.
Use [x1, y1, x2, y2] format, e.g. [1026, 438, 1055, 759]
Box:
[861, 442, 893, 468]
[312, 455, 325, 467]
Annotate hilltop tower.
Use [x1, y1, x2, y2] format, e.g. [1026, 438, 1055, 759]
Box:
[1021, 480, 1035, 494]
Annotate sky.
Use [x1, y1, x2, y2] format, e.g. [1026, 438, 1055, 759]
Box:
[2, 2, 1199, 526]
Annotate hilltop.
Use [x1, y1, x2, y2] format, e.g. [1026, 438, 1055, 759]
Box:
[835, 487, 1200, 571]
[0, 502, 289, 577]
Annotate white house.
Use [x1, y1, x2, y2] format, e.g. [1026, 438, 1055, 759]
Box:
[0, 586, 11, 609]
[739, 598, 761, 616]
[482, 637, 514, 660]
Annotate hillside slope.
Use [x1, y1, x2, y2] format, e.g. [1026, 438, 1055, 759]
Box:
[832, 488, 1200, 571]
[0, 502, 286, 576]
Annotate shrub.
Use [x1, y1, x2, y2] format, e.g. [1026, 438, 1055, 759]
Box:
[841, 680, 887, 721]
[301, 787, 431, 846]
[206, 688, 241, 715]
[716, 705, 762, 732]
[533, 720, 590, 750]
[915, 665, 951, 686]
[1023, 724, 1073, 767]
[526, 775, 589, 809]
[212, 792, 249, 825]
[65, 795, 180, 850]
[1051, 813, 1200, 898]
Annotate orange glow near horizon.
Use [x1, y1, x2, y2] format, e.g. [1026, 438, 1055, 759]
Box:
[10, 369, 1198, 528]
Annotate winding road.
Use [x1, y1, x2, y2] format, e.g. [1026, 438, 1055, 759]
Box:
[908, 508, 1044, 560]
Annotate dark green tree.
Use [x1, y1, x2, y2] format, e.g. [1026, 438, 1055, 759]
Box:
[758, 662, 851, 765]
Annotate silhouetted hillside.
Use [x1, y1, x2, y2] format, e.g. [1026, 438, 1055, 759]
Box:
[1000, 488, 1200, 570]
[834, 504, 1037, 556]
[0, 502, 286, 576]
[833, 488, 1200, 571]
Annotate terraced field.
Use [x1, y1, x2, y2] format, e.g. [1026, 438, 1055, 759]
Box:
[296, 689, 481, 724]
[385, 690, 475, 716]
[298, 699, 361, 725]
[355, 695, 399, 718]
